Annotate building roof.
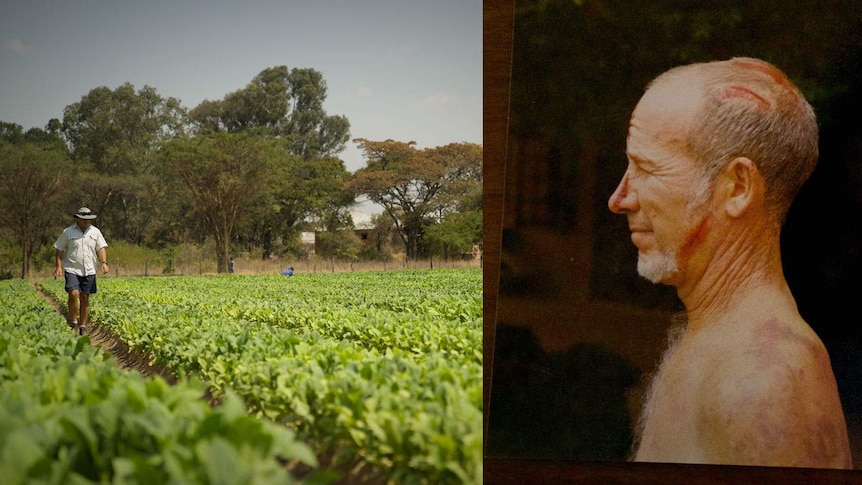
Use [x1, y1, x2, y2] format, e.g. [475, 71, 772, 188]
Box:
[351, 210, 376, 230]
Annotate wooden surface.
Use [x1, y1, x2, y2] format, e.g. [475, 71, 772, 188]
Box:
[484, 457, 862, 485]
[482, 0, 862, 482]
[482, 0, 512, 444]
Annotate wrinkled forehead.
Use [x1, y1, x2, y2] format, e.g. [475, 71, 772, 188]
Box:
[631, 76, 705, 132]
[626, 76, 705, 159]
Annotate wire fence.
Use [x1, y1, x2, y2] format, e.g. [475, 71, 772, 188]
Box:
[25, 256, 483, 280]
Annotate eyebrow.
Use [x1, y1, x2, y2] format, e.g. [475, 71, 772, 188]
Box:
[627, 152, 651, 166]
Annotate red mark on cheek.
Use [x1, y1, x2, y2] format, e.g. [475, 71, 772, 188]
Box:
[720, 85, 771, 110]
[679, 216, 710, 262]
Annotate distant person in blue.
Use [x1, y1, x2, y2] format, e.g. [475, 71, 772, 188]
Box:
[228, 258, 235, 273]
[281, 266, 294, 276]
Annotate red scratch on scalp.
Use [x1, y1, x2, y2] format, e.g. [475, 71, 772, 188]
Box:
[731, 58, 800, 101]
[720, 85, 771, 111]
[731, 59, 793, 88]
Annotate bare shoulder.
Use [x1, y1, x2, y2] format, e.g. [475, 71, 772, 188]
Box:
[698, 317, 852, 468]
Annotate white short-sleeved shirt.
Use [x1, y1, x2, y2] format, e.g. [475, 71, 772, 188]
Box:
[54, 224, 108, 276]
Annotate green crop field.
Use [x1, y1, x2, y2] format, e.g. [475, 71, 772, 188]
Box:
[0, 278, 317, 484]
[28, 269, 482, 484]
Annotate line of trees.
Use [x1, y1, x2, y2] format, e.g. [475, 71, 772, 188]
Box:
[0, 66, 482, 278]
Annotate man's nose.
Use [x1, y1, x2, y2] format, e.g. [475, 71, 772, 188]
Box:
[608, 172, 637, 214]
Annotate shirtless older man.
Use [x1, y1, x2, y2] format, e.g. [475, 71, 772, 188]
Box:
[608, 57, 852, 468]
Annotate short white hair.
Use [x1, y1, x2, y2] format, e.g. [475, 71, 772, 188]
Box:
[649, 57, 818, 223]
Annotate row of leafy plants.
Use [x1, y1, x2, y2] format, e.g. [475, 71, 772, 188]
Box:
[0, 279, 319, 484]
[39, 269, 483, 485]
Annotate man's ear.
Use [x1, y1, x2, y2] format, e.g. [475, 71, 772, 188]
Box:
[722, 157, 761, 218]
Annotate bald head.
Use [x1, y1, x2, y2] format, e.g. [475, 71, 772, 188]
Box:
[644, 58, 818, 222]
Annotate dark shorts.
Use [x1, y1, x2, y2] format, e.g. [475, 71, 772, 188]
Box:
[64, 272, 97, 294]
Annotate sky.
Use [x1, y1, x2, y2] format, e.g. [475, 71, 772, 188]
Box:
[0, 0, 482, 196]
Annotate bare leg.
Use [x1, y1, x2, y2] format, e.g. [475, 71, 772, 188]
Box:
[68, 289, 80, 324]
[79, 292, 90, 327]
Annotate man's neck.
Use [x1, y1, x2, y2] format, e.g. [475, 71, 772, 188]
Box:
[677, 228, 791, 332]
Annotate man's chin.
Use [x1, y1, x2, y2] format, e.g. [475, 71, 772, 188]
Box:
[637, 253, 679, 284]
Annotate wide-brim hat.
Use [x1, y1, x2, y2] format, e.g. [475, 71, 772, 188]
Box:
[74, 207, 97, 220]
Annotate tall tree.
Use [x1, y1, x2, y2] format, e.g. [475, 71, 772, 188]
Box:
[161, 132, 272, 273]
[428, 142, 483, 214]
[424, 210, 482, 261]
[61, 83, 186, 242]
[284, 156, 355, 232]
[350, 139, 483, 259]
[285, 68, 351, 160]
[0, 122, 25, 144]
[0, 124, 74, 278]
[238, 154, 354, 258]
[62, 83, 185, 175]
[188, 66, 350, 159]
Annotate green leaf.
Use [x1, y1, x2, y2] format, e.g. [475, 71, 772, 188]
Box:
[268, 424, 318, 466]
[218, 390, 246, 421]
[0, 429, 44, 482]
[196, 437, 247, 485]
[59, 409, 99, 472]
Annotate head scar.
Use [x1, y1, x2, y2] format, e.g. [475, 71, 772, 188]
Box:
[731, 58, 794, 88]
[730, 58, 800, 101]
[719, 85, 771, 110]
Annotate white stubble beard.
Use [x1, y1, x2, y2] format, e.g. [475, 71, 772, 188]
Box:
[637, 250, 679, 284]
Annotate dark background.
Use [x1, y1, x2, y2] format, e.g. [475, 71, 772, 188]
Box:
[485, 0, 862, 470]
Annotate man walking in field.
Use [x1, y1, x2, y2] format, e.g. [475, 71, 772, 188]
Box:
[54, 207, 109, 335]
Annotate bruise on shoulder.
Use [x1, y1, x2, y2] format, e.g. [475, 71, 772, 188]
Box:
[700, 318, 849, 468]
[754, 317, 819, 352]
[750, 317, 823, 369]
